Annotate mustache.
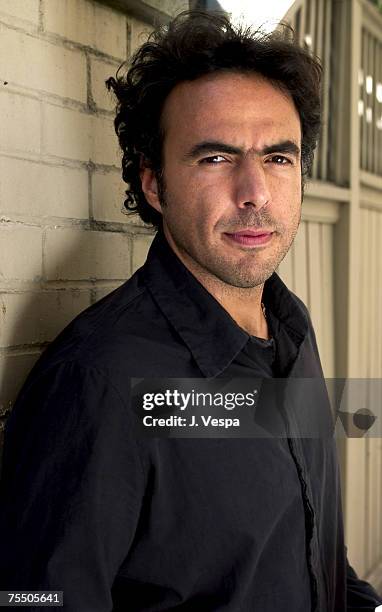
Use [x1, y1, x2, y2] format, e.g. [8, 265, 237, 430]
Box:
[216, 210, 284, 233]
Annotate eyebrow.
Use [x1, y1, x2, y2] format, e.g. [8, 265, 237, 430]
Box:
[183, 139, 301, 160]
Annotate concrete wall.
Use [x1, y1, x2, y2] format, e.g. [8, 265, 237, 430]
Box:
[0, 0, 165, 440]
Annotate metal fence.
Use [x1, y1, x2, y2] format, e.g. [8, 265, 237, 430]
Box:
[280, 0, 382, 591]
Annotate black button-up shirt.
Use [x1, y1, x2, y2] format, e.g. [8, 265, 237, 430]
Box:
[1, 231, 381, 611]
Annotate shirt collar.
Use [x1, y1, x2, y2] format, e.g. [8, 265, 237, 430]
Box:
[142, 230, 309, 378]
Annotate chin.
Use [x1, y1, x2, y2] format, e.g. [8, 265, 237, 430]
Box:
[216, 268, 275, 289]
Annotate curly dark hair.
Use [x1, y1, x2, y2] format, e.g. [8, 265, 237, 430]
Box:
[107, 10, 322, 229]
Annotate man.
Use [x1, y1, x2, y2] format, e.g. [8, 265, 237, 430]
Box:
[0, 10, 381, 612]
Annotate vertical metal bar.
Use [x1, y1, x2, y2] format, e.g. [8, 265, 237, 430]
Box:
[310, 0, 319, 180]
[294, 7, 300, 44]
[364, 208, 373, 572]
[367, 32, 374, 172]
[372, 38, 378, 174]
[307, 222, 323, 342]
[320, 0, 331, 181]
[332, 0, 349, 185]
[374, 211, 381, 569]
[315, 0, 324, 60]
[365, 434, 371, 572]
[308, 0, 317, 51]
[299, 3, 306, 47]
[305, 0, 311, 42]
[360, 210, 368, 380]
[377, 432, 382, 575]
[321, 222, 334, 376]
[369, 210, 377, 570]
[380, 41, 382, 176]
[314, 0, 324, 179]
[365, 28, 368, 172]
[344, 2, 364, 578]
[378, 41, 382, 175]
[378, 212, 382, 566]
[361, 28, 368, 171]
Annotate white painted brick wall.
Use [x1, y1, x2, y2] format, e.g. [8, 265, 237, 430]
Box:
[0, 226, 42, 280]
[44, 0, 127, 59]
[0, 0, 39, 25]
[0, 158, 89, 219]
[129, 16, 152, 55]
[0, 24, 87, 102]
[0, 92, 41, 154]
[43, 105, 120, 166]
[43, 104, 91, 161]
[92, 115, 121, 166]
[44, 228, 131, 280]
[0, 0, 159, 418]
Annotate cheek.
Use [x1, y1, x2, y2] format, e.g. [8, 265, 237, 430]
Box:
[271, 170, 301, 194]
[177, 178, 228, 227]
[275, 177, 301, 212]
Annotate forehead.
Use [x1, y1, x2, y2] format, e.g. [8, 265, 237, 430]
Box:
[161, 72, 301, 149]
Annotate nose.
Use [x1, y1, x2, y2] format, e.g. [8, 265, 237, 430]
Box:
[233, 159, 271, 210]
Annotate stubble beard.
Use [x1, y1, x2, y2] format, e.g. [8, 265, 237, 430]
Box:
[156, 173, 301, 290]
[193, 224, 300, 289]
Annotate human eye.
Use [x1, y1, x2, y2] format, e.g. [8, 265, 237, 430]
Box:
[199, 155, 227, 164]
[267, 154, 293, 165]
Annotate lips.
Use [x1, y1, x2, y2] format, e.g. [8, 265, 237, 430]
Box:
[224, 229, 274, 247]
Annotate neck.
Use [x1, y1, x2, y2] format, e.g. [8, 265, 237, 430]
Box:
[163, 230, 269, 339]
[196, 273, 269, 339]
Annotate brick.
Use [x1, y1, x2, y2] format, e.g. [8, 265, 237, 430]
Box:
[0, 290, 90, 347]
[0, 0, 39, 25]
[0, 158, 88, 219]
[43, 103, 91, 162]
[43, 104, 120, 166]
[92, 115, 120, 166]
[132, 235, 153, 273]
[92, 171, 127, 223]
[44, 0, 127, 59]
[0, 352, 41, 412]
[44, 228, 130, 280]
[0, 24, 86, 102]
[91, 57, 118, 111]
[0, 225, 42, 280]
[0, 91, 41, 155]
[129, 16, 151, 55]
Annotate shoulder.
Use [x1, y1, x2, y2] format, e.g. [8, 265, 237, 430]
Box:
[34, 269, 161, 366]
[18, 268, 195, 400]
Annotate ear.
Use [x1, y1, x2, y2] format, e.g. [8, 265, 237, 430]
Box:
[140, 165, 162, 214]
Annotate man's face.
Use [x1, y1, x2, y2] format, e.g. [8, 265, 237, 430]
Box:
[142, 72, 302, 289]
